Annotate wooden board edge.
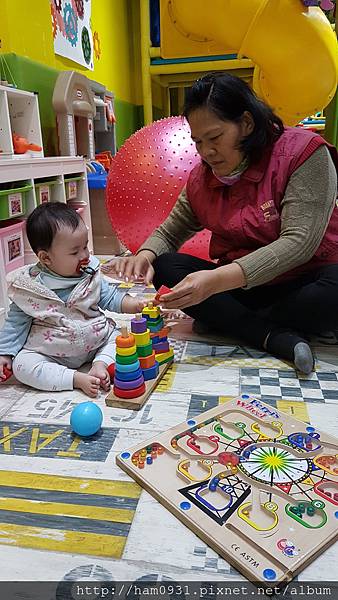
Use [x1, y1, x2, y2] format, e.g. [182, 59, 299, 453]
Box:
[116, 455, 293, 586]
[105, 359, 173, 410]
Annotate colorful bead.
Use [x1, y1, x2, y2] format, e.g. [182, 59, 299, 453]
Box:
[142, 362, 159, 381]
[137, 342, 153, 357]
[133, 330, 151, 346]
[131, 315, 147, 334]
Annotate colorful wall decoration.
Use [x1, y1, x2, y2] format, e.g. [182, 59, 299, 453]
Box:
[51, 0, 94, 70]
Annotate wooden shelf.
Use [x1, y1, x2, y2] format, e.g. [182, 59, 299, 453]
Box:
[0, 156, 93, 317]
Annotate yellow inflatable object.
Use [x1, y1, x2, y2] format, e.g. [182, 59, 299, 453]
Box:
[167, 0, 338, 125]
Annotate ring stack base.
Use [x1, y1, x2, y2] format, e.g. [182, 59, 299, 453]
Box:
[106, 359, 173, 410]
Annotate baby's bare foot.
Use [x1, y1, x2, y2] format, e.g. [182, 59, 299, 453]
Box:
[74, 372, 100, 397]
[88, 361, 111, 391]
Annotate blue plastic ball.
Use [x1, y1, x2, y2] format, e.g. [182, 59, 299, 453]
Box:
[70, 402, 103, 437]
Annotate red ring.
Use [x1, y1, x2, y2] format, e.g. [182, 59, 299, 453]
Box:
[113, 382, 146, 398]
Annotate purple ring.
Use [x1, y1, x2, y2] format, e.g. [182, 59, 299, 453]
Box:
[114, 374, 145, 390]
[131, 317, 147, 333]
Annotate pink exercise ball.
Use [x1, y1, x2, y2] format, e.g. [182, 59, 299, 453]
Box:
[106, 116, 211, 259]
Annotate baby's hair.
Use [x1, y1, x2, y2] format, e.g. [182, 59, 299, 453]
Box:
[26, 202, 83, 255]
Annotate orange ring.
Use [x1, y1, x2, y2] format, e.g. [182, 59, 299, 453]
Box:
[116, 333, 135, 348]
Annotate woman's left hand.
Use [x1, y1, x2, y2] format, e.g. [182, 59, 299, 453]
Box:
[159, 270, 220, 310]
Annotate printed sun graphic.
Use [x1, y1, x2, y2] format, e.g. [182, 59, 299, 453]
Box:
[239, 446, 311, 485]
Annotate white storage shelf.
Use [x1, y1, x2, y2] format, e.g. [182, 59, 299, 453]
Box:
[0, 269, 6, 328]
[0, 156, 93, 319]
[0, 85, 44, 161]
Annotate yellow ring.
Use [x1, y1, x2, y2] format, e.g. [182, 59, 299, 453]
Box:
[117, 345, 137, 356]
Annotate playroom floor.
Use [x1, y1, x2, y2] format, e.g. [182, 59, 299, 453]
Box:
[0, 278, 337, 588]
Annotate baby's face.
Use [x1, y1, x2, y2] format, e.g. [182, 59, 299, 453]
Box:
[47, 222, 90, 277]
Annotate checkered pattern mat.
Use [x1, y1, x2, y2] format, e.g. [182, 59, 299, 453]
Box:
[168, 338, 187, 362]
[240, 368, 338, 403]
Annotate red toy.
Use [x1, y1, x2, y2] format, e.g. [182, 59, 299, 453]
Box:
[1, 366, 12, 382]
[154, 285, 172, 303]
[12, 134, 42, 154]
[106, 117, 211, 260]
[95, 151, 113, 171]
[218, 451, 240, 467]
[107, 363, 115, 380]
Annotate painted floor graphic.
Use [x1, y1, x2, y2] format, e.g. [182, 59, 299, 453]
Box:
[0, 282, 337, 580]
[0, 470, 141, 558]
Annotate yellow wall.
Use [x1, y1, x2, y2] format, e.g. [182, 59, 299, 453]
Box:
[0, 0, 141, 105]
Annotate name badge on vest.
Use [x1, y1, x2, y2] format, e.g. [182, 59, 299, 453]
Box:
[260, 200, 279, 222]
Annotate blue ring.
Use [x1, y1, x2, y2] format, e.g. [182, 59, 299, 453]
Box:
[121, 452, 130, 460]
[115, 360, 140, 373]
[187, 419, 196, 426]
[115, 367, 143, 381]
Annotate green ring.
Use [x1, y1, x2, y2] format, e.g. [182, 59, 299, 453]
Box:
[116, 352, 139, 365]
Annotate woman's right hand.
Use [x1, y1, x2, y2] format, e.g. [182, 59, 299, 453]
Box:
[0, 355, 12, 381]
[101, 251, 155, 284]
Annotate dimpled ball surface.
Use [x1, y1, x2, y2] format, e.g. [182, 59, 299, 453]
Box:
[106, 116, 211, 259]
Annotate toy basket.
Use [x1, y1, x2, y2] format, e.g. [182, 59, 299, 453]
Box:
[64, 175, 82, 201]
[34, 179, 59, 205]
[0, 219, 25, 273]
[0, 181, 32, 220]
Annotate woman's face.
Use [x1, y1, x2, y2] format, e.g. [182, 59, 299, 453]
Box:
[188, 107, 253, 177]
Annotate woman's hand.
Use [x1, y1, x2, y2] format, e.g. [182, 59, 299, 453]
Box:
[101, 251, 155, 284]
[159, 263, 246, 310]
[159, 270, 219, 310]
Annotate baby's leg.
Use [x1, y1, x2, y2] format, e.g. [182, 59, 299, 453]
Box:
[13, 349, 100, 397]
[89, 331, 118, 391]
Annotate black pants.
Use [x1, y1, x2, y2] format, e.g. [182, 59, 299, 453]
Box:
[153, 253, 338, 350]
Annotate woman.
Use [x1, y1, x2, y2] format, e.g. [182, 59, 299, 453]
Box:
[103, 73, 338, 374]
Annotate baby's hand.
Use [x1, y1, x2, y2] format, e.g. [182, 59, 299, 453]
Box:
[121, 294, 147, 314]
[0, 355, 13, 381]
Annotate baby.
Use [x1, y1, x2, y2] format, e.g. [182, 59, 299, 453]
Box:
[0, 202, 144, 397]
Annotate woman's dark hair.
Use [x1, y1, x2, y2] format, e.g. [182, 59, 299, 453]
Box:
[183, 72, 284, 162]
[26, 202, 82, 254]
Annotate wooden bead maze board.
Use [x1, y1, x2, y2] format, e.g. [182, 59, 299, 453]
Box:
[116, 395, 338, 584]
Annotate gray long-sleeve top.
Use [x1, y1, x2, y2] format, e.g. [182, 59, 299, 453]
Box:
[139, 146, 337, 288]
